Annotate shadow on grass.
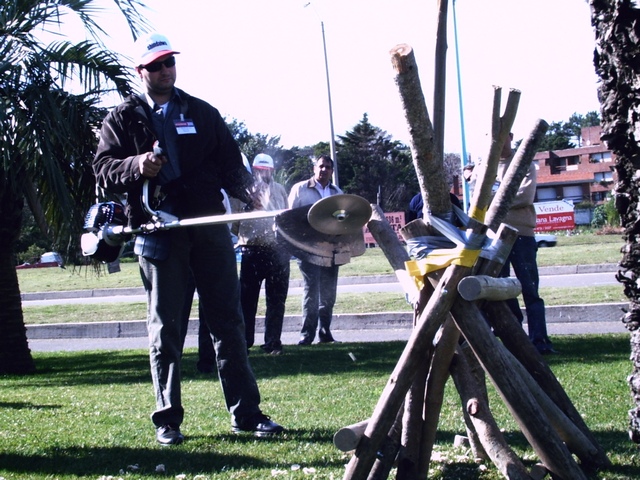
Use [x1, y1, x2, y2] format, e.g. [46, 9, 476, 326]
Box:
[0, 446, 283, 478]
[0, 428, 345, 478]
[27, 335, 629, 387]
[10, 334, 636, 479]
[26, 342, 408, 387]
[545, 334, 629, 367]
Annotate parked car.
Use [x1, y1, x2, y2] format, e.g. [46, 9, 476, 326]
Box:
[16, 252, 64, 269]
[534, 233, 557, 248]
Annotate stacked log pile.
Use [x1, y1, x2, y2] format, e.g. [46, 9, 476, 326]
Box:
[337, 14, 611, 479]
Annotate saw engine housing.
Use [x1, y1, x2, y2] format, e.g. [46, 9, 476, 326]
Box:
[82, 202, 129, 262]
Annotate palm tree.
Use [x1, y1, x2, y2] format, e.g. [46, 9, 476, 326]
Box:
[0, 0, 148, 374]
[591, 0, 640, 443]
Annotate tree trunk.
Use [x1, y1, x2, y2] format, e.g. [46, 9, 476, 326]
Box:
[0, 185, 36, 374]
[591, 0, 640, 442]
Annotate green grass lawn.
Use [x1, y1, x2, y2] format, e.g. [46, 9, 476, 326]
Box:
[20, 284, 628, 326]
[16, 231, 624, 293]
[0, 335, 637, 479]
[18, 231, 627, 325]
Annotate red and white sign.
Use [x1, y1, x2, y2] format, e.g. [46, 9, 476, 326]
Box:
[534, 201, 575, 231]
[363, 211, 406, 245]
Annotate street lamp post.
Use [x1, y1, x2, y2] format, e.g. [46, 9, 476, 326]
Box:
[453, 0, 470, 211]
[320, 20, 338, 187]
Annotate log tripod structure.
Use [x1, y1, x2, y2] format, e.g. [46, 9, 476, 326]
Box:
[336, 40, 611, 480]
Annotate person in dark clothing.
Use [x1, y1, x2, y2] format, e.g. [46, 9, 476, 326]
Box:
[495, 135, 555, 354]
[406, 192, 463, 222]
[92, 32, 284, 445]
[180, 273, 216, 373]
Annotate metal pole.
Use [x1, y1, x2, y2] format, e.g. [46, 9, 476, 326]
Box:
[321, 20, 339, 187]
[453, 0, 470, 211]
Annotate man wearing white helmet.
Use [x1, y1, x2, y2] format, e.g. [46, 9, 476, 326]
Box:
[234, 154, 290, 355]
[93, 33, 284, 445]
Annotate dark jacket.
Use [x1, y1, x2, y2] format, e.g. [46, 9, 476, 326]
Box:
[93, 88, 253, 259]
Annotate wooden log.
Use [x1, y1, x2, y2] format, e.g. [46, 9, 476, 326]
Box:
[398, 346, 430, 479]
[342, 266, 459, 479]
[432, 0, 448, 163]
[417, 318, 461, 478]
[342, 220, 488, 480]
[457, 275, 521, 301]
[456, 342, 490, 462]
[400, 218, 428, 237]
[369, 407, 405, 480]
[483, 300, 612, 469]
[449, 344, 531, 479]
[484, 118, 549, 232]
[498, 341, 601, 464]
[449, 299, 588, 480]
[367, 204, 420, 303]
[397, 282, 437, 478]
[475, 228, 611, 468]
[390, 43, 451, 217]
[468, 87, 520, 222]
[334, 420, 369, 452]
[471, 227, 609, 468]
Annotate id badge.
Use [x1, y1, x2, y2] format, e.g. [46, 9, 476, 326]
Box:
[174, 118, 197, 135]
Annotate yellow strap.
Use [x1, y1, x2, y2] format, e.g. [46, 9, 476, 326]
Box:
[468, 205, 487, 223]
[405, 247, 481, 291]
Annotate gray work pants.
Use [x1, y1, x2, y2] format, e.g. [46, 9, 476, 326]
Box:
[139, 224, 261, 428]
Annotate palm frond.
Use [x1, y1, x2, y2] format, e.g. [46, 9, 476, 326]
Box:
[44, 40, 134, 97]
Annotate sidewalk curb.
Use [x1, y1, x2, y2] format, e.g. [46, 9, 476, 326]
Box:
[22, 263, 624, 341]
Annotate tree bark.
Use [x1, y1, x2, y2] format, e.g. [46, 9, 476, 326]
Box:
[591, 0, 640, 443]
[0, 185, 36, 374]
[449, 299, 588, 480]
[468, 87, 520, 222]
[366, 204, 420, 303]
[449, 345, 531, 480]
[432, 0, 448, 164]
[484, 118, 549, 232]
[457, 275, 521, 301]
[390, 44, 451, 217]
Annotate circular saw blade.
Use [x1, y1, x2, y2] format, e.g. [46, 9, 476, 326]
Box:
[307, 194, 372, 235]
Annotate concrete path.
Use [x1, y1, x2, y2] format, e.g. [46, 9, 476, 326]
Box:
[24, 263, 629, 352]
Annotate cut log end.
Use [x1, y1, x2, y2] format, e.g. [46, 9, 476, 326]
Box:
[466, 398, 480, 416]
[390, 43, 413, 57]
[530, 463, 551, 480]
[390, 43, 415, 74]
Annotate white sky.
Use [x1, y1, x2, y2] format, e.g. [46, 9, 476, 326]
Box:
[90, 0, 600, 161]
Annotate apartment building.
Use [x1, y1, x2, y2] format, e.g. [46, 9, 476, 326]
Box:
[533, 125, 615, 205]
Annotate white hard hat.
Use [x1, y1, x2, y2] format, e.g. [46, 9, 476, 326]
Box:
[253, 153, 274, 170]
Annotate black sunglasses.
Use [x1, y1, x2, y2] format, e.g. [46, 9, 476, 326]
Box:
[141, 56, 176, 72]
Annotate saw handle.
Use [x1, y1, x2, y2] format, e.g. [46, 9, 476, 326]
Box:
[153, 140, 164, 157]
